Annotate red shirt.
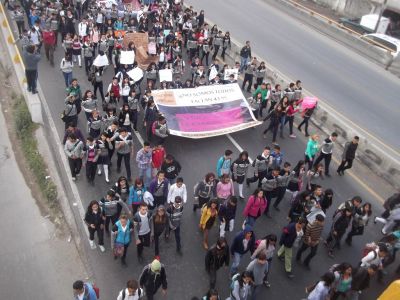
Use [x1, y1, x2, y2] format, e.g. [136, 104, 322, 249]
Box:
[42, 31, 56, 46]
[152, 148, 165, 169]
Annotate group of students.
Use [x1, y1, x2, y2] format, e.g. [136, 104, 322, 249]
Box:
[13, 0, 400, 299]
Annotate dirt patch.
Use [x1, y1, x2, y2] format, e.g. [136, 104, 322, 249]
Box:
[0, 62, 68, 238]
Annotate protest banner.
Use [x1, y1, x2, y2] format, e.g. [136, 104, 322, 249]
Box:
[127, 67, 144, 82]
[159, 69, 173, 82]
[224, 68, 239, 80]
[119, 50, 135, 65]
[152, 84, 261, 138]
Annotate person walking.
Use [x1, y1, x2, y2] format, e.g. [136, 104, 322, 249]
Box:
[133, 202, 153, 262]
[167, 177, 187, 204]
[73, 280, 98, 300]
[306, 272, 335, 300]
[200, 199, 219, 250]
[22, 45, 41, 94]
[166, 196, 184, 253]
[239, 41, 252, 73]
[262, 104, 283, 143]
[112, 215, 133, 266]
[246, 146, 272, 188]
[297, 106, 315, 137]
[115, 127, 134, 182]
[100, 189, 121, 235]
[151, 205, 169, 257]
[42, 25, 56, 66]
[205, 237, 230, 289]
[305, 134, 320, 170]
[64, 133, 85, 181]
[161, 154, 182, 185]
[116, 279, 143, 300]
[216, 174, 235, 203]
[193, 173, 218, 211]
[243, 189, 268, 228]
[139, 259, 168, 300]
[296, 214, 325, 270]
[232, 151, 250, 200]
[337, 136, 359, 176]
[84, 200, 105, 252]
[325, 208, 352, 258]
[216, 149, 233, 178]
[136, 141, 153, 188]
[218, 196, 237, 238]
[246, 252, 268, 299]
[149, 171, 170, 207]
[277, 218, 305, 278]
[60, 52, 74, 88]
[96, 132, 112, 183]
[250, 234, 277, 287]
[84, 136, 100, 185]
[230, 225, 256, 275]
[228, 271, 254, 300]
[348, 265, 378, 300]
[345, 202, 372, 246]
[313, 132, 338, 176]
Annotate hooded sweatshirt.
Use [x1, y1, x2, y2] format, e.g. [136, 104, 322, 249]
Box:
[231, 226, 256, 255]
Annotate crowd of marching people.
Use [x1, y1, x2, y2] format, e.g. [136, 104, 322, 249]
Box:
[10, 0, 400, 299]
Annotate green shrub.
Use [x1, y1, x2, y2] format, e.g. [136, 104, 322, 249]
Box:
[13, 96, 59, 208]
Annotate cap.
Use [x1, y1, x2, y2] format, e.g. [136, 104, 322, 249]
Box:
[150, 259, 161, 273]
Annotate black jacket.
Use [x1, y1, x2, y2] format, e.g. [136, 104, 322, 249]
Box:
[84, 210, 104, 228]
[205, 245, 230, 272]
[139, 264, 167, 293]
[161, 160, 182, 179]
[351, 267, 370, 291]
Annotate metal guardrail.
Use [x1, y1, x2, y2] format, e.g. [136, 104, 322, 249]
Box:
[286, 0, 395, 55]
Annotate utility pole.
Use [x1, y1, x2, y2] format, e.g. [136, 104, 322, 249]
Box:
[374, 0, 388, 33]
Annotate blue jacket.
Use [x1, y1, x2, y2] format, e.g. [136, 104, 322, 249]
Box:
[231, 226, 255, 255]
[279, 222, 298, 248]
[114, 220, 132, 245]
[74, 283, 97, 300]
[128, 186, 147, 206]
[216, 156, 231, 177]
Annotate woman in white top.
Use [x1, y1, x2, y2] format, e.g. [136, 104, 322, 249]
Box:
[60, 52, 74, 87]
[250, 234, 277, 287]
[228, 271, 253, 300]
[307, 272, 335, 300]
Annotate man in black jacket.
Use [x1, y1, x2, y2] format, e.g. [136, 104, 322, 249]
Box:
[205, 237, 230, 289]
[139, 259, 167, 300]
[349, 265, 377, 300]
[337, 136, 359, 175]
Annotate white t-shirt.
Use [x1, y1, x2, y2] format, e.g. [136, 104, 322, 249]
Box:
[116, 288, 142, 300]
[308, 281, 330, 300]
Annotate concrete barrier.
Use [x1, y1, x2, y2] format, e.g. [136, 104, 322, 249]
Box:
[270, 0, 396, 72]
[0, 3, 43, 124]
[195, 9, 400, 190]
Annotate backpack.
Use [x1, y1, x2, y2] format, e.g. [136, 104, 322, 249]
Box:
[86, 283, 99, 299]
[230, 273, 241, 292]
[361, 242, 378, 260]
[121, 287, 142, 299]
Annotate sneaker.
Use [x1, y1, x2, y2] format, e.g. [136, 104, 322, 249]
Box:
[105, 178, 110, 183]
[89, 240, 96, 249]
[286, 272, 294, 279]
[263, 280, 271, 288]
[289, 134, 296, 138]
[98, 169, 102, 175]
[203, 242, 209, 250]
[72, 177, 76, 181]
[373, 216, 377, 224]
[328, 251, 334, 258]
[278, 255, 284, 262]
[99, 245, 105, 252]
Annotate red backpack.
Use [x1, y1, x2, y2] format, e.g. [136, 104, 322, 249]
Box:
[92, 283, 100, 299]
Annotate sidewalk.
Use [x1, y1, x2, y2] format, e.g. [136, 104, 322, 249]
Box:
[0, 105, 87, 299]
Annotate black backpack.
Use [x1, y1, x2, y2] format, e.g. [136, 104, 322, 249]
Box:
[121, 288, 142, 299]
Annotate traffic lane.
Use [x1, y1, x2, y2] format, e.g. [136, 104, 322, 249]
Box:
[186, 0, 400, 150]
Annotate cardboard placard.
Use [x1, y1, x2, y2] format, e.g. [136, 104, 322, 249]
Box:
[127, 67, 144, 82]
[224, 68, 239, 80]
[123, 32, 149, 50]
[92, 54, 109, 67]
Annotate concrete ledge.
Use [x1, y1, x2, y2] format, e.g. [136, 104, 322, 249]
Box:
[0, 3, 43, 124]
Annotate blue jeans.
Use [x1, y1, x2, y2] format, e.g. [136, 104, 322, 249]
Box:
[245, 216, 257, 228]
[63, 71, 73, 88]
[240, 56, 250, 73]
[230, 252, 243, 275]
[138, 167, 152, 188]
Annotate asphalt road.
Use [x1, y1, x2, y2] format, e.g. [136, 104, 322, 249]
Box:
[32, 45, 398, 300]
[5, 6, 398, 300]
[186, 0, 400, 153]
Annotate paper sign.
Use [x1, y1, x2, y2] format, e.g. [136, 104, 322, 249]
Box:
[119, 51, 135, 65]
[127, 67, 144, 82]
[159, 69, 173, 82]
[148, 42, 157, 55]
[224, 68, 239, 80]
[301, 96, 318, 110]
[209, 66, 218, 81]
[92, 54, 109, 67]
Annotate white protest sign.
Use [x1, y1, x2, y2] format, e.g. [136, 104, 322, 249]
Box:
[127, 67, 144, 82]
[92, 54, 109, 67]
[159, 69, 173, 82]
[119, 51, 135, 65]
[209, 66, 218, 81]
[224, 68, 239, 80]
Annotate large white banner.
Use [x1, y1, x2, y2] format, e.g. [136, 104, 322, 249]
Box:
[152, 84, 261, 138]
